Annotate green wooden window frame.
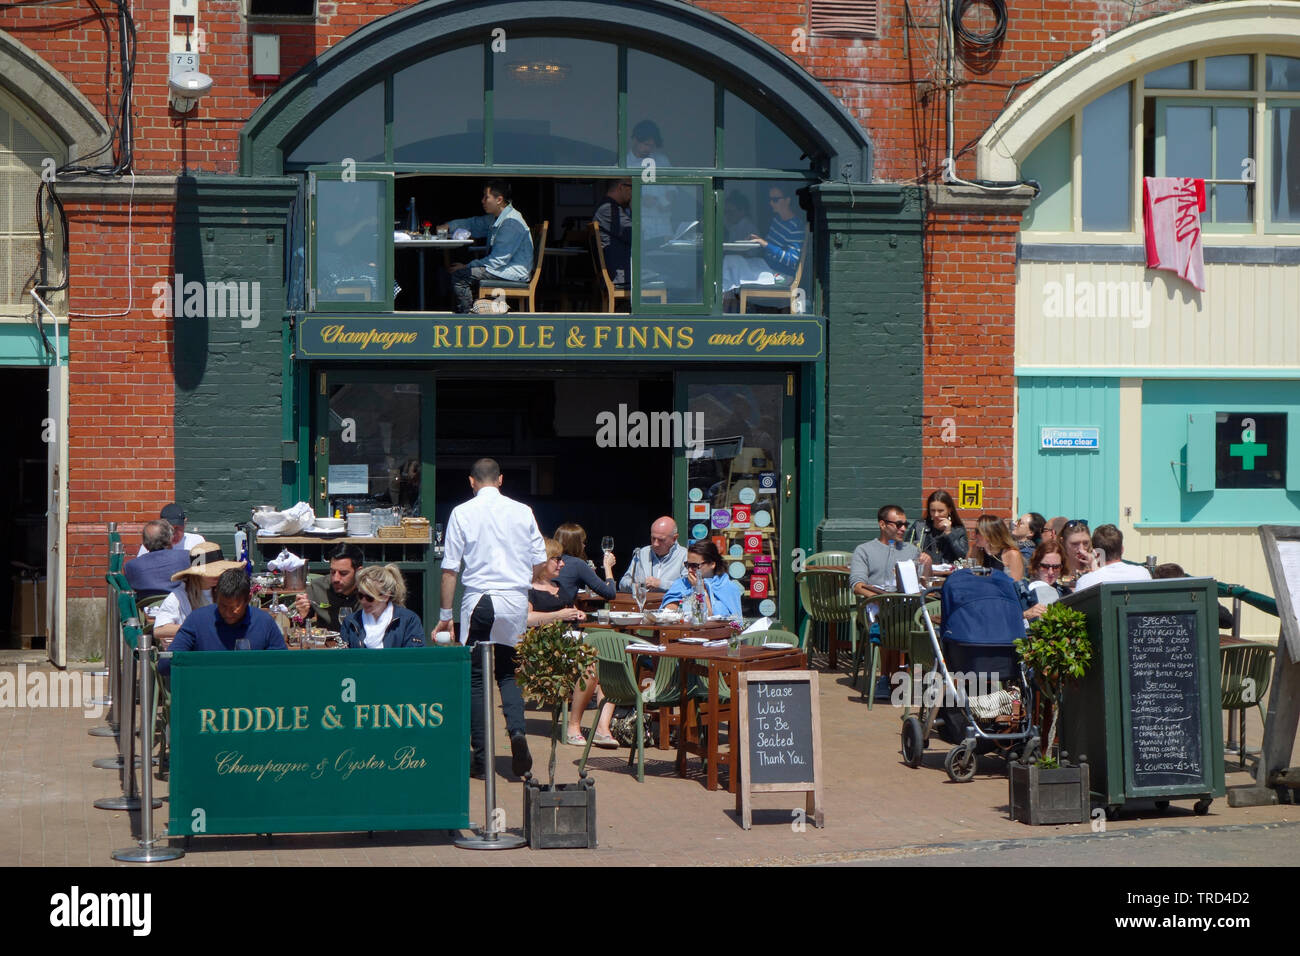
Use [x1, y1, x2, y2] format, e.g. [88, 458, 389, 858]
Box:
[1154, 97, 1255, 235]
[1264, 99, 1300, 234]
[308, 170, 394, 312]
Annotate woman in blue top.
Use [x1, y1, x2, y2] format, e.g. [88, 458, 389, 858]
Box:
[660, 540, 744, 619]
[553, 522, 618, 605]
[341, 564, 425, 648]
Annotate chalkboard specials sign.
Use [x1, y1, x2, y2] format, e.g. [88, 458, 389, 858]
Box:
[736, 670, 824, 830]
[1123, 611, 1205, 790]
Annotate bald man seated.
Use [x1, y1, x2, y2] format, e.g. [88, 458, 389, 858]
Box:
[618, 516, 686, 592]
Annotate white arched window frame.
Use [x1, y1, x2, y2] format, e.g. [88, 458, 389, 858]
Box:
[978, 0, 1300, 242]
[0, 85, 67, 320]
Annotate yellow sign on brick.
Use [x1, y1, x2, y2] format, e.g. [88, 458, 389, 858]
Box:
[958, 480, 983, 511]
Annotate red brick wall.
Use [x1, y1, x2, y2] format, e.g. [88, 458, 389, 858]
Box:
[921, 206, 1020, 523]
[62, 197, 176, 596]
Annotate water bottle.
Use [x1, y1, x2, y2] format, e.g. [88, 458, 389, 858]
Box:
[234, 528, 250, 574]
[406, 197, 418, 233]
[693, 574, 706, 621]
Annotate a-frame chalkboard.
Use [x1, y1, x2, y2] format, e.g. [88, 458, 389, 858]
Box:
[736, 670, 824, 830]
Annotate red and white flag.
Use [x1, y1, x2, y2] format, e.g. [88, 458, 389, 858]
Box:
[1143, 177, 1207, 291]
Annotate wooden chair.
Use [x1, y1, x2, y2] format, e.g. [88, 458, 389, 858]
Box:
[589, 220, 667, 312]
[479, 219, 548, 312]
[738, 232, 808, 314]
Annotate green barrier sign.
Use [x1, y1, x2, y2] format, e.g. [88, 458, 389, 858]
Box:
[298, 314, 825, 361]
[169, 647, 470, 836]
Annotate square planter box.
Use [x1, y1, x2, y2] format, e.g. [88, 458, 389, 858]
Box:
[1008, 761, 1090, 825]
[523, 777, 597, 849]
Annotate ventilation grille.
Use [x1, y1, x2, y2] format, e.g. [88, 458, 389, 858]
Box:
[810, 0, 880, 37]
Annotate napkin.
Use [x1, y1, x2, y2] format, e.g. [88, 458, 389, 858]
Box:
[626, 643, 664, 652]
[452, 228, 472, 240]
[252, 501, 315, 536]
[702, 639, 731, 648]
[266, 549, 306, 573]
[741, 616, 772, 634]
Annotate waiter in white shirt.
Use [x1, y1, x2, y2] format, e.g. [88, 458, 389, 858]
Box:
[433, 458, 547, 780]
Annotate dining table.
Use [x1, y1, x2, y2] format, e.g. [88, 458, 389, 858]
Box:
[628, 640, 806, 792]
[393, 234, 472, 310]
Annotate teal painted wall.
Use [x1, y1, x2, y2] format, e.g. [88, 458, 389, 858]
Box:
[1017, 376, 1120, 525]
[1141, 379, 1300, 525]
[0, 323, 68, 366]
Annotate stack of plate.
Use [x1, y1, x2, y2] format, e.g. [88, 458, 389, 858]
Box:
[346, 512, 372, 537]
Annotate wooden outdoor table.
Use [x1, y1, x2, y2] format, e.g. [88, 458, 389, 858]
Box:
[578, 617, 732, 642]
[631, 642, 806, 792]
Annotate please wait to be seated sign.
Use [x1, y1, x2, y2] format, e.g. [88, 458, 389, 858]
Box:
[1041, 426, 1101, 450]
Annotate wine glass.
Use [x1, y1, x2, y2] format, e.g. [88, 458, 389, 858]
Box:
[632, 581, 647, 614]
[601, 536, 614, 554]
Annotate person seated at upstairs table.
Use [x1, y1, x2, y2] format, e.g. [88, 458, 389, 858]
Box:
[851, 504, 933, 599]
[659, 540, 744, 619]
[341, 564, 425, 648]
[135, 502, 205, 557]
[968, 513, 1026, 580]
[1022, 539, 1068, 622]
[721, 183, 804, 313]
[904, 490, 968, 565]
[153, 551, 248, 648]
[440, 180, 534, 314]
[294, 543, 363, 631]
[1073, 524, 1152, 592]
[124, 520, 191, 599]
[553, 522, 618, 605]
[618, 515, 686, 593]
[592, 178, 634, 287]
[159, 568, 286, 674]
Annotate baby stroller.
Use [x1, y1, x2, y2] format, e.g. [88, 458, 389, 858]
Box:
[900, 568, 1040, 782]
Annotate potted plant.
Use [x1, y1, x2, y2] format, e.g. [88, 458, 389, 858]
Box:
[1009, 603, 1094, 824]
[514, 620, 599, 848]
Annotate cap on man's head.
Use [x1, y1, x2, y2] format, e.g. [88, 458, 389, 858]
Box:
[160, 503, 187, 523]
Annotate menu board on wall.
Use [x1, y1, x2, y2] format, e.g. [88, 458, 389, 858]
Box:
[1124, 610, 1205, 791]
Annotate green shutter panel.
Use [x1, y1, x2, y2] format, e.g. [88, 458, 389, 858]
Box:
[1287, 412, 1300, 491]
[1186, 413, 1215, 493]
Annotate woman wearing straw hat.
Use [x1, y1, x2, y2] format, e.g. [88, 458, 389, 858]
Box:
[340, 564, 426, 648]
[153, 549, 248, 647]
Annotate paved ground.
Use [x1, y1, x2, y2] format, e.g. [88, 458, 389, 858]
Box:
[2, 651, 1296, 866]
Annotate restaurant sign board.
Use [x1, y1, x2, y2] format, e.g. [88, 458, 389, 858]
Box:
[168, 647, 469, 836]
[298, 315, 825, 361]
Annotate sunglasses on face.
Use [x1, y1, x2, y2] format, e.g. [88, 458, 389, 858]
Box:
[1039, 562, 1063, 571]
[359, 593, 381, 603]
[685, 561, 707, 568]
[882, 519, 907, 529]
[769, 196, 787, 204]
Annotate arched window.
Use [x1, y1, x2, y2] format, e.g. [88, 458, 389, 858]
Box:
[0, 89, 65, 318]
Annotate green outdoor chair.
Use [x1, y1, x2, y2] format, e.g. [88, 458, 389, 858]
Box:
[800, 551, 850, 657]
[855, 592, 923, 709]
[795, 568, 858, 672]
[1220, 642, 1276, 769]
[578, 630, 677, 782]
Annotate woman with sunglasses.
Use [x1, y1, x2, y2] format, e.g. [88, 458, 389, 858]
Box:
[721, 183, 804, 311]
[1022, 540, 1068, 620]
[968, 513, 1026, 580]
[341, 564, 426, 648]
[905, 490, 967, 564]
[659, 540, 743, 619]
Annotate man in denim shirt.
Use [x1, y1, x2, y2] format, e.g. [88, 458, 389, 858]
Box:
[441, 181, 534, 313]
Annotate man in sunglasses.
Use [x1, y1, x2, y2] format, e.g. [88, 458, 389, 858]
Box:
[851, 505, 932, 599]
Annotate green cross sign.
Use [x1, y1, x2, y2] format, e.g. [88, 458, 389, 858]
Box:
[1229, 441, 1268, 470]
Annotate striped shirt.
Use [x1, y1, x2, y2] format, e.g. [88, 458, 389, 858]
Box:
[764, 215, 804, 274]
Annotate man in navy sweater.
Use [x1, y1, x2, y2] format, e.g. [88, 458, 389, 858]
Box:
[161, 569, 285, 674]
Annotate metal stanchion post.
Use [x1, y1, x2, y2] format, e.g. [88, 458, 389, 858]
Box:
[1226, 595, 1245, 753]
[113, 627, 182, 862]
[455, 641, 525, 850]
[89, 527, 117, 724]
[95, 613, 159, 811]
